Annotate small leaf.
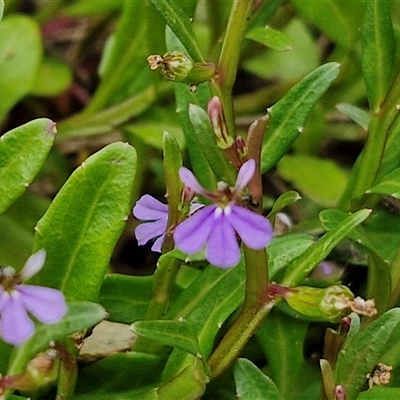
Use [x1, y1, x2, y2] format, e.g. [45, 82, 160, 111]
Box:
[30, 56, 73, 97]
[0, 15, 42, 117]
[320, 359, 335, 400]
[245, 25, 292, 51]
[282, 209, 371, 286]
[278, 155, 348, 207]
[32, 142, 137, 302]
[268, 190, 301, 218]
[369, 167, 400, 199]
[188, 104, 236, 185]
[336, 103, 370, 131]
[7, 302, 107, 376]
[334, 308, 400, 400]
[261, 62, 340, 173]
[362, 0, 395, 111]
[131, 320, 201, 357]
[266, 232, 315, 278]
[0, 119, 56, 215]
[234, 358, 283, 400]
[150, 0, 204, 62]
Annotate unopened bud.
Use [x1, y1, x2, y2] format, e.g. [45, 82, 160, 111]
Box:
[147, 51, 215, 85]
[284, 285, 355, 323]
[207, 96, 234, 149]
[334, 384, 346, 400]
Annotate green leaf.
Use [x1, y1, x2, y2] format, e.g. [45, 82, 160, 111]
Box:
[58, 86, 158, 140]
[278, 155, 348, 207]
[7, 302, 107, 376]
[100, 275, 155, 324]
[30, 56, 73, 97]
[268, 190, 301, 218]
[290, 0, 364, 48]
[234, 358, 283, 400]
[0, 14, 42, 118]
[369, 167, 400, 199]
[357, 387, 400, 400]
[361, 0, 395, 111]
[245, 25, 292, 51]
[0, 0, 3, 21]
[261, 62, 340, 173]
[334, 308, 400, 400]
[32, 142, 137, 302]
[74, 352, 166, 399]
[266, 232, 315, 279]
[188, 104, 236, 185]
[256, 309, 320, 399]
[86, 1, 150, 112]
[320, 359, 335, 400]
[0, 119, 56, 215]
[282, 209, 371, 286]
[336, 103, 370, 131]
[131, 320, 201, 357]
[150, 0, 204, 62]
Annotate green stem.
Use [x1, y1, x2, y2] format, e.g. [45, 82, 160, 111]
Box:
[208, 246, 269, 379]
[212, 0, 254, 140]
[388, 245, 400, 308]
[341, 66, 400, 209]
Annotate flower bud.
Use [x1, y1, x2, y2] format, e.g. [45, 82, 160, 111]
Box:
[284, 285, 355, 323]
[147, 51, 215, 85]
[207, 96, 234, 149]
[334, 384, 346, 400]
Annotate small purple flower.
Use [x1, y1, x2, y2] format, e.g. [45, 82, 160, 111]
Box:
[0, 250, 68, 346]
[173, 159, 273, 268]
[133, 194, 168, 252]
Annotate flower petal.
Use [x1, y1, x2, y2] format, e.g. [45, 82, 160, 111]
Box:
[151, 233, 166, 252]
[135, 219, 167, 246]
[174, 206, 216, 253]
[179, 168, 211, 197]
[229, 205, 273, 249]
[18, 285, 68, 324]
[19, 249, 46, 281]
[133, 195, 168, 220]
[0, 292, 35, 346]
[234, 159, 255, 193]
[206, 214, 240, 268]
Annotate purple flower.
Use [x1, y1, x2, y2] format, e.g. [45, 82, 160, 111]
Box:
[173, 159, 273, 268]
[0, 250, 68, 346]
[133, 194, 168, 252]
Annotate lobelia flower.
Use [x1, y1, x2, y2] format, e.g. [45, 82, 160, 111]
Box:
[173, 159, 273, 268]
[133, 194, 168, 252]
[0, 250, 68, 346]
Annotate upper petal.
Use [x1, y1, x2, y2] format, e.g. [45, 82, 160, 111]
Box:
[228, 205, 273, 249]
[179, 168, 211, 197]
[18, 285, 68, 324]
[19, 249, 46, 281]
[0, 292, 35, 346]
[135, 218, 167, 247]
[206, 214, 240, 268]
[234, 159, 255, 193]
[133, 195, 168, 220]
[174, 206, 216, 253]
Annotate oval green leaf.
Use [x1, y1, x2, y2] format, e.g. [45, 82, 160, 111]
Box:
[0, 14, 42, 118]
[369, 167, 400, 199]
[234, 358, 283, 400]
[245, 25, 292, 51]
[32, 142, 137, 302]
[261, 62, 340, 173]
[334, 308, 400, 400]
[0, 118, 56, 215]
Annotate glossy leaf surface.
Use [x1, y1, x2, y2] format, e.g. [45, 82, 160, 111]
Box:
[32, 142, 137, 302]
[0, 119, 55, 215]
